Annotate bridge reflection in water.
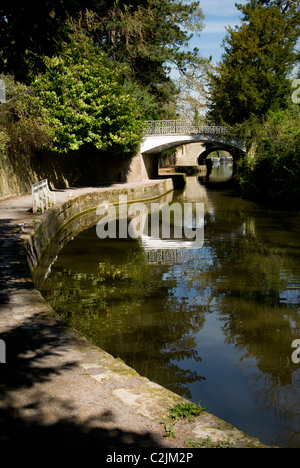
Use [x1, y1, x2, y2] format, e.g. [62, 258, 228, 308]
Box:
[204, 160, 234, 184]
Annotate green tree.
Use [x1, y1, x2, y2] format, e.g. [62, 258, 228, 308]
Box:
[82, 0, 206, 118]
[208, 0, 300, 128]
[0, 0, 207, 118]
[33, 26, 144, 155]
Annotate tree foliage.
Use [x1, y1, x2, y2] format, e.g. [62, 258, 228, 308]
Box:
[0, 74, 53, 158]
[80, 1, 206, 118]
[0, 0, 207, 157]
[208, 0, 300, 127]
[237, 105, 300, 207]
[0, 0, 206, 119]
[0, 0, 86, 83]
[33, 26, 144, 155]
[206, 0, 300, 207]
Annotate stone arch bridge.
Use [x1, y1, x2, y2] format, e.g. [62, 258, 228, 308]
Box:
[126, 121, 246, 182]
[141, 121, 245, 155]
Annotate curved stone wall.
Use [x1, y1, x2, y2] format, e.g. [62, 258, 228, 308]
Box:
[26, 179, 174, 277]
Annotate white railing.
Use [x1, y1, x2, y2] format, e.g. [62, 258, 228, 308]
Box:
[143, 120, 228, 136]
[32, 179, 56, 213]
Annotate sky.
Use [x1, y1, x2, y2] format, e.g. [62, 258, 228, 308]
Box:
[192, 0, 248, 64]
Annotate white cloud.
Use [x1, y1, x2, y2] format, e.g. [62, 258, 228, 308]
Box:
[203, 20, 231, 34]
[183, 0, 248, 62]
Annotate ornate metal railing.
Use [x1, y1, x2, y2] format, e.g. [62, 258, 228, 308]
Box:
[143, 120, 228, 136]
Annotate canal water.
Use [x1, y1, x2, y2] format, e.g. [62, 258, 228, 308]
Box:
[39, 168, 300, 448]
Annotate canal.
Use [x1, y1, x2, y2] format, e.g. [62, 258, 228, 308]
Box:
[38, 168, 300, 448]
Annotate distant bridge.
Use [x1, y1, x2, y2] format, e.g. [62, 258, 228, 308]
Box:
[140, 121, 246, 158]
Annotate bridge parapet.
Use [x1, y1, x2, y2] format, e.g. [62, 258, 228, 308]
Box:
[143, 120, 228, 136]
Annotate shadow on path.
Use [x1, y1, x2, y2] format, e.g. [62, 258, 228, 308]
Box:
[0, 314, 166, 448]
[0, 216, 166, 448]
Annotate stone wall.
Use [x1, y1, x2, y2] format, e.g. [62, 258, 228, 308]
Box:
[26, 178, 174, 278]
[175, 143, 206, 166]
[0, 150, 34, 199]
[31, 150, 144, 189]
[0, 148, 159, 200]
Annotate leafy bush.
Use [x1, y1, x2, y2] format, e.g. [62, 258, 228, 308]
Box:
[33, 27, 145, 156]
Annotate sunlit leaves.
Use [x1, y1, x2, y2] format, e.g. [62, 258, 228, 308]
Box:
[34, 29, 144, 155]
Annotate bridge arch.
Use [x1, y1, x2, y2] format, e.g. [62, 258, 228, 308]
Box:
[136, 121, 246, 182]
[197, 145, 234, 165]
[140, 121, 246, 156]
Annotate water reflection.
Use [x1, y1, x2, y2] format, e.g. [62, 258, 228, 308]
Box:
[209, 162, 233, 183]
[39, 176, 300, 448]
